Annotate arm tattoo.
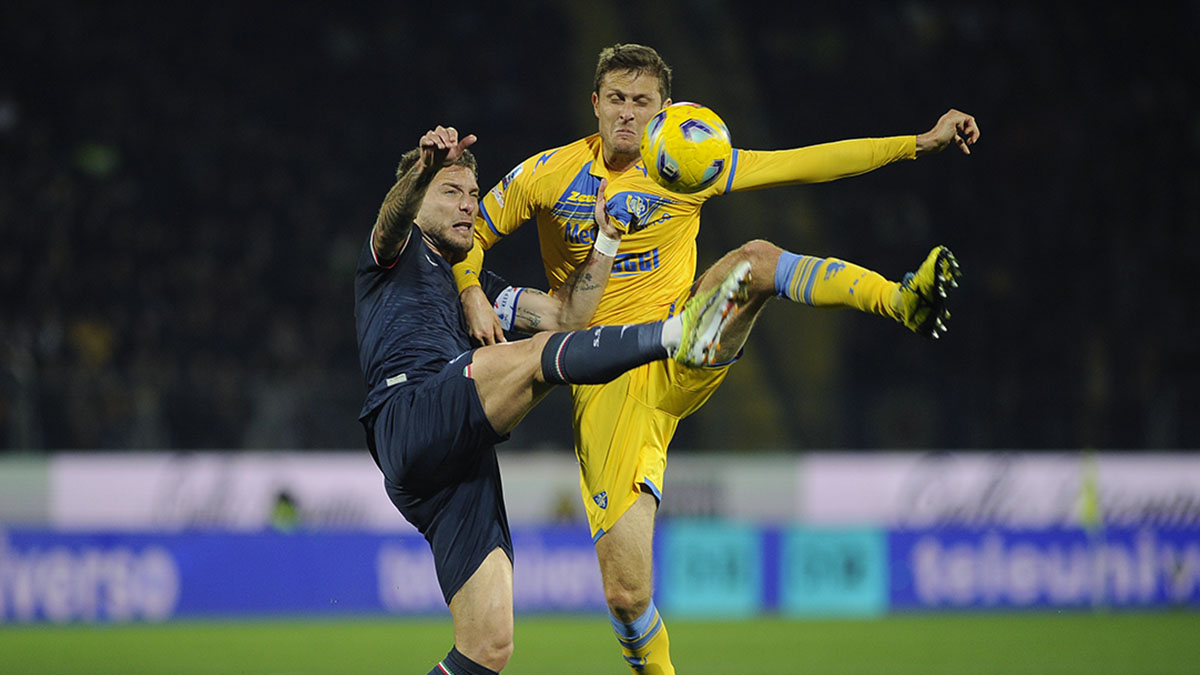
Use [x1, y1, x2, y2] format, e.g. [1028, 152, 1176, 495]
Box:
[373, 162, 434, 259]
[543, 246, 614, 329]
[516, 307, 542, 329]
[575, 270, 602, 293]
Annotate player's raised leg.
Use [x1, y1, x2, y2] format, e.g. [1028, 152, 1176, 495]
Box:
[691, 239, 962, 362]
[468, 262, 752, 435]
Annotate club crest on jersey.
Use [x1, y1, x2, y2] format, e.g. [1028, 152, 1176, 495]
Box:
[606, 190, 674, 232]
[592, 491, 609, 509]
[625, 194, 649, 221]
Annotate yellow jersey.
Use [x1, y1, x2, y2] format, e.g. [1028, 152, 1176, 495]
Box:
[454, 133, 916, 326]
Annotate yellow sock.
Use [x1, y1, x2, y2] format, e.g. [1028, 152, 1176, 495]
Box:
[774, 252, 901, 319]
[612, 602, 674, 674]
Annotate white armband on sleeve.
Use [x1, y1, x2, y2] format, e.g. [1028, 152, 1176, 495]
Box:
[493, 286, 523, 331]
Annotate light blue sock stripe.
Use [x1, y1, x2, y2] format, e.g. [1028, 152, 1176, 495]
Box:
[797, 256, 820, 302]
[775, 252, 826, 305]
[773, 251, 802, 299]
[791, 257, 810, 300]
[611, 601, 660, 646]
[804, 259, 826, 305]
[618, 614, 663, 650]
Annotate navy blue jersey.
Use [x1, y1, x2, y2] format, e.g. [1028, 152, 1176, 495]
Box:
[354, 227, 508, 420]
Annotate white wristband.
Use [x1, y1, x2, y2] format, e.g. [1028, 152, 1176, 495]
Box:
[594, 230, 620, 257]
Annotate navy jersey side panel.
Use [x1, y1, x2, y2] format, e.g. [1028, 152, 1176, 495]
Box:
[354, 228, 510, 420]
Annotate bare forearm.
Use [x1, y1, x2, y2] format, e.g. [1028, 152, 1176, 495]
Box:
[509, 247, 615, 334]
[551, 248, 614, 329]
[509, 177, 621, 333]
[373, 163, 433, 258]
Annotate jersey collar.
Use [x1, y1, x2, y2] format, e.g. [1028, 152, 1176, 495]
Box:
[588, 134, 648, 179]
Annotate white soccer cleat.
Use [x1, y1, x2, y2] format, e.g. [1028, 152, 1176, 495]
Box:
[673, 260, 751, 367]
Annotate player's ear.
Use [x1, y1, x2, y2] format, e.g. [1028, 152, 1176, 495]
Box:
[663, 97, 672, 108]
[592, 91, 600, 118]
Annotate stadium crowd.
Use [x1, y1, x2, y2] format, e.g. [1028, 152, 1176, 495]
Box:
[1, 2, 1195, 451]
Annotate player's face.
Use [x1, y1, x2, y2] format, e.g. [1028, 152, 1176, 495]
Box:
[592, 69, 667, 167]
[416, 165, 479, 261]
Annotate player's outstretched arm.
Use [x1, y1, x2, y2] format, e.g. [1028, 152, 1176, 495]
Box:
[372, 125, 477, 261]
[915, 109, 981, 156]
[507, 179, 623, 334]
[728, 108, 981, 191]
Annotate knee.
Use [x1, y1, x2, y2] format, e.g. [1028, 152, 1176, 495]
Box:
[605, 581, 652, 622]
[734, 239, 782, 296]
[527, 331, 553, 350]
[467, 632, 514, 672]
[736, 239, 781, 267]
[485, 634, 515, 671]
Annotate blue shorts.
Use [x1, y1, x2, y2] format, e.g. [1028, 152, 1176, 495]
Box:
[364, 350, 513, 604]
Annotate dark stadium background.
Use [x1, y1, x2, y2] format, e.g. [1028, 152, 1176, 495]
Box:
[1, 1, 1196, 453]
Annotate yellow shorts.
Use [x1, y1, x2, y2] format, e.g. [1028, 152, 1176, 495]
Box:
[570, 356, 729, 540]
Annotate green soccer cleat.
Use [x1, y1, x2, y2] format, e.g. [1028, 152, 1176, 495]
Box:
[674, 260, 752, 366]
[896, 245, 961, 339]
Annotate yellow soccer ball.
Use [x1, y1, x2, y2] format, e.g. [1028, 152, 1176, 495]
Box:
[639, 102, 732, 194]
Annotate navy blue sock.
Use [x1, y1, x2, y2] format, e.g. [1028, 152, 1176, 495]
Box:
[540, 323, 667, 385]
[428, 646, 499, 675]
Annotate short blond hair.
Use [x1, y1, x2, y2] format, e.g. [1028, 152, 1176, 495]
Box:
[594, 43, 672, 103]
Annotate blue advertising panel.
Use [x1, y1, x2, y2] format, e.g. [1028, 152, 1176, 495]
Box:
[511, 526, 607, 611]
[889, 527, 1200, 610]
[659, 521, 763, 617]
[779, 528, 888, 616]
[8, 524, 1197, 622]
[0, 526, 605, 623]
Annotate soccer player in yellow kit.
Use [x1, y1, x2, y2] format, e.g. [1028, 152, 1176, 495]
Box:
[454, 44, 979, 674]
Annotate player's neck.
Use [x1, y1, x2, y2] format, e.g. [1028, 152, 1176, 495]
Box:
[602, 149, 640, 174]
[421, 234, 465, 266]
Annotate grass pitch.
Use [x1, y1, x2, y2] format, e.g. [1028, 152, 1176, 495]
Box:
[3, 612, 1198, 674]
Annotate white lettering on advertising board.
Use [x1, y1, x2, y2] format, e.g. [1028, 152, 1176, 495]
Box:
[0, 532, 179, 622]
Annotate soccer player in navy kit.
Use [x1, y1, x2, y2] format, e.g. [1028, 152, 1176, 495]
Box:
[354, 125, 750, 674]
